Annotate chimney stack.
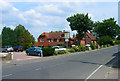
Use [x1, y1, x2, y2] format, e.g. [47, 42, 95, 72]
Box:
[73, 33, 75, 38]
[90, 30, 93, 34]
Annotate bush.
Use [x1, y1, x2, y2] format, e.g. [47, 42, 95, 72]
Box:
[90, 43, 95, 50]
[42, 47, 55, 56]
[58, 50, 66, 54]
[68, 49, 75, 53]
[107, 44, 110, 47]
[103, 45, 106, 48]
[57, 43, 66, 48]
[100, 45, 103, 48]
[79, 46, 86, 51]
[72, 46, 80, 52]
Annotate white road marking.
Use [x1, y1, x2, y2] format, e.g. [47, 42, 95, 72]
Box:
[85, 65, 103, 81]
[2, 74, 13, 78]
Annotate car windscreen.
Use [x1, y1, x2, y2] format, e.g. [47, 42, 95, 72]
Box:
[35, 48, 41, 50]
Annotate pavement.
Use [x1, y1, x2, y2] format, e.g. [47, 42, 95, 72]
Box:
[1, 45, 120, 80]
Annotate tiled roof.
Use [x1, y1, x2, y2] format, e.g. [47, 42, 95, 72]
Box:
[39, 32, 64, 39]
[86, 33, 96, 40]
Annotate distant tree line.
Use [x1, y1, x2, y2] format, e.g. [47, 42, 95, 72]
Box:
[1, 24, 35, 49]
[49, 31, 62, 33]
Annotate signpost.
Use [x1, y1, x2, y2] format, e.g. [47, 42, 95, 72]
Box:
[64, 32, 70, 48]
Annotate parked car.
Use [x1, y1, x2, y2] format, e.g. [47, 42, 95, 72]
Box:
[1, 46, 14, 52]
[53, 46, 67, 51]
[13, 46, 23, 52]
[26, 47, 42, 56]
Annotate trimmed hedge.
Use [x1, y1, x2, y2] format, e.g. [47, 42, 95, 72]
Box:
[42, 47, 55, 56]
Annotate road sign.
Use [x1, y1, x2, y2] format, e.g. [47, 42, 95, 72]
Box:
[64, 32, 70, 38]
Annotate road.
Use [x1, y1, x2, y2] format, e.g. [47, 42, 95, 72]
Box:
[2, 45, 119, 80]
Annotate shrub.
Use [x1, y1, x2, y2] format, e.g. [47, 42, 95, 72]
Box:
[103, 45, 106, 48]
[79, 46, 86, 51]
[64, 50, 69, 54]
[42, 47, 55, 56]
[100, 45, 103, 48]
[58, 50, 66, 54]
[90, 43, 95, 50]
[68, 49, 75, 53]
[57, 43, 66, 48]
[54, 51, 58, 55]
[107, 44, 110, 47]
[72, 46, 80, 52]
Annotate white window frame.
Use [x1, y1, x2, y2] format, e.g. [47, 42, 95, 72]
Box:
[40, 39, 44, 42]
[52, 39, 55, 42]
[57, 39, 61, 42]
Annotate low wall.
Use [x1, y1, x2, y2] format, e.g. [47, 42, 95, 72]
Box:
[0, 53, 13, 61]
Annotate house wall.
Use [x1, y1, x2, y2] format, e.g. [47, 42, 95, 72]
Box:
[37, 36, 66, 47]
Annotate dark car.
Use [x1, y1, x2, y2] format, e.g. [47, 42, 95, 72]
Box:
[26, 47, 42, 56]
[13, 46, 23, 52]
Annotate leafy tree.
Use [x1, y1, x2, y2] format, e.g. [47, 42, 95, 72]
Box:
[97, 36, 113, 45]
[1, 24, 35, 49]
[94, 18, 120, 39]
[14, 24, 35, 49]
[117, 35, 120, 40]
[66, 13, 93, 46]
[2, 27, 16, 47]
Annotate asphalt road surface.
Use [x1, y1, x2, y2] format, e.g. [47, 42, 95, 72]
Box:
[2, 45, 119, 80]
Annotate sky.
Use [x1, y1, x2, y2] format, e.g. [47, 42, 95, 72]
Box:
[0, 0, 119, 41]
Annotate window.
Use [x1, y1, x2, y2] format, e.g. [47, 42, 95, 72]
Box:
[52, 39, 55, 42]
[57, 39, 61, 42]
[40, 39, 44, 42]
[48, 39, 50, 42]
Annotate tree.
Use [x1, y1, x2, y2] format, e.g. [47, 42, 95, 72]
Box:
[94, 18, 120, 39]
[97, 36, 113, 45]
[117, 35, 120, 40]
[66, 13, 93, 46]
[2, 27, 16, 47]
[14, 24, 35, 49]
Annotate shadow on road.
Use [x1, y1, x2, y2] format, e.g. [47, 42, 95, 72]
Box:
[105, 51, 120, 68]
[69, 46, 120, 69]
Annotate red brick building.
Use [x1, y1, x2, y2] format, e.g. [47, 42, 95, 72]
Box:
[37, 31, 98, 47]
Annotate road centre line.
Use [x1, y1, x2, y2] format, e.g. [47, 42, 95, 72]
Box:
[85, 65, 103, 81]
[2, 74, 13, 78]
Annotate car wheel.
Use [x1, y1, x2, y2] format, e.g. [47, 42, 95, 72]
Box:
[38, 53, 41, 57]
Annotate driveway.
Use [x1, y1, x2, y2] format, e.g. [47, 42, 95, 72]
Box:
[13, 52, 41, 61]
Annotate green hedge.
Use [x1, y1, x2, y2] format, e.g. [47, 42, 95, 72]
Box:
[79, 46, 86, 51]
[42, 47, 55, 56]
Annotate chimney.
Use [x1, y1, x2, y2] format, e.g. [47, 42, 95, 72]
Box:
[90, 30, 93, 34]
[73, 33, 75, 38]
[63, 30, 65, 32]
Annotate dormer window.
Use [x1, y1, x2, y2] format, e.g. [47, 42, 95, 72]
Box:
[52, 39, 55, 42]
[40, 39, 44, 42]
[57, 39, 61, 42]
